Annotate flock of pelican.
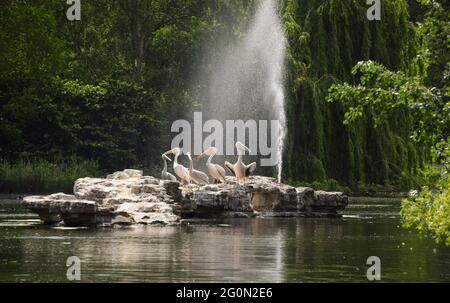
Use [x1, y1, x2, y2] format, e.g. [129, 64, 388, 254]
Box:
[161, 142, 256, 186]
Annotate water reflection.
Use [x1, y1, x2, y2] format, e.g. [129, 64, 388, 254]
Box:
[0, 198, 449, 282]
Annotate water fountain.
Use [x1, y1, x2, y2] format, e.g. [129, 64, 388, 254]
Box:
[201, 0, 286, 182]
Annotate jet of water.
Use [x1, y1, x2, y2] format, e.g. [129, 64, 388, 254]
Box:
[201, 0, 286, 182]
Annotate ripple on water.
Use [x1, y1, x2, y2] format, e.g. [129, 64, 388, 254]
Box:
[51, 227, 89, 230]
[1, 196, 449, 282]
[0, 219, 41, 227]
[0, 212, 38, 217]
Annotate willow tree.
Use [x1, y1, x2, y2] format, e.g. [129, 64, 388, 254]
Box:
[282, 0, 423, 190]
[327, 0, 449, 244]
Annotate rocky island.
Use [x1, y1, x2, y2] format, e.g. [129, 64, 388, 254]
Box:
[22, 169, 348, 227]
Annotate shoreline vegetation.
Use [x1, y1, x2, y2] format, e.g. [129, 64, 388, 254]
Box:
[0, 158, 410, 197]
[0, 159, 100, 194]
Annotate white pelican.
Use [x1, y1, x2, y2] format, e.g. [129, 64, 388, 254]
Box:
[163, 147, 190, 184]
[225, 142, 256, 185]
[161, 154, 177, 181]
[186, 152, 209, 185]
[198, 147, 226, 183]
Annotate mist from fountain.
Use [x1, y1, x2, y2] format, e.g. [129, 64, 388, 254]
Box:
[200, 0, 286, 182]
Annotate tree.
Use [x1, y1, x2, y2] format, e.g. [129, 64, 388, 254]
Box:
[327, 0, 449, 244]
[327, 60, 449, 168]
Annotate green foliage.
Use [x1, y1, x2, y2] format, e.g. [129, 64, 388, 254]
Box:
[328, 60, 449, 168]
[0, 0, 441, 194]
[0, 0, 65, 82]
[283, 0, 422, 190]
[53, 78, 167, 171]
[401, 174, 450, 245]
[0, 158, 100, 194]
[327, 0, 449, 244]
[1, 0, 249, 179]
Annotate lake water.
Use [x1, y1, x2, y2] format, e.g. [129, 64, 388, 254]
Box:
[0, 196, 449, 282]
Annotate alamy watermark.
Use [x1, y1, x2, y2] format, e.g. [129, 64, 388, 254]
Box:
[66, 0, 81, 21]
[366, 256, 381, 281]
[65, 1, 380, 23]
[171, 112, 281, 167]
[367, 0, 381, 21]
[66, 256, 81, 281]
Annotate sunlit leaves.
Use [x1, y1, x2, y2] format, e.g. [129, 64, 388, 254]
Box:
[401, 178, 450, 245]
[328, 61, 448, 166]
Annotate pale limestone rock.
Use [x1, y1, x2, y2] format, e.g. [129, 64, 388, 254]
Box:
[106, 169, 143, 180]
[123, 169, 143, 178]
[23, 169, 348, 226]
[22, 194, 96, 225]
[111, 214, 134, 225]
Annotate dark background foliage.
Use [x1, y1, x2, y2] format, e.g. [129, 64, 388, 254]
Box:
[0, 0, 443, 192]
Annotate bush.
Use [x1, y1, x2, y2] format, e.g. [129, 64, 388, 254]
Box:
[401, 171, 450, 245]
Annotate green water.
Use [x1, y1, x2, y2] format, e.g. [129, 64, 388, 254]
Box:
[0, 197, 449, 282]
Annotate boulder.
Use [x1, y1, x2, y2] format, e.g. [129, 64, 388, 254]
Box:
[22, 193, 96, 226]
[296, 187, 315, 213]
[22, 169, 349, 226]
[190, 186, 251, 216]
[310, 191, 348, 216]
[247, 177, 310, 213]
[106, 169, 143, 180]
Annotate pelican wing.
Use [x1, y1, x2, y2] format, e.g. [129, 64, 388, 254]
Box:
[175, 165, 190, 183]
[214, 164, 227, 181]
[168, 172, 177, 182]
[224, 161, 236, 176]
[192, 169, 209, 185]
[245, 162, 257, 177]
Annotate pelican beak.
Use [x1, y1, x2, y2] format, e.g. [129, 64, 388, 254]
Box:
[164, 148, 175, 155]
[240, 144, 251, 154]
[163, 154, 172, 162]
[198, 152, 207, 159]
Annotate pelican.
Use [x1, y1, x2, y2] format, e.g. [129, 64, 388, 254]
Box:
[198, 147, 226, 183]
[161, 154, 177, 181]
[186, 152, 209, 185]
[163, 147, 190, 184]
[225, 142, 256, 185]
